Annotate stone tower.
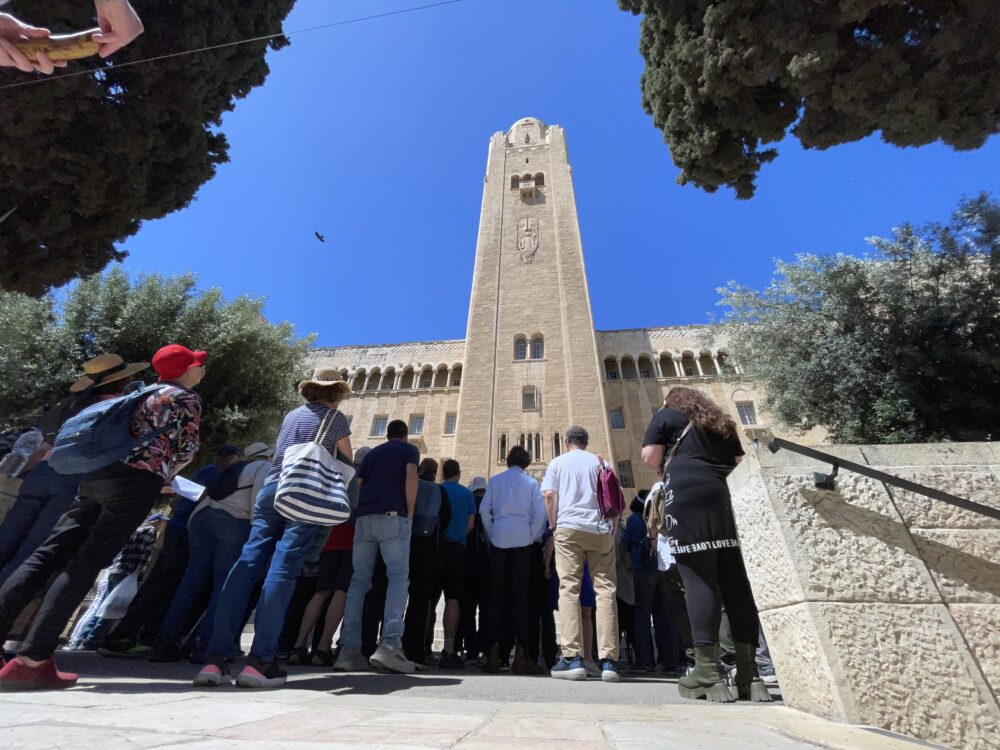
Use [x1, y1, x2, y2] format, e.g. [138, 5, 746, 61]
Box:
[453, 117, 613, 479]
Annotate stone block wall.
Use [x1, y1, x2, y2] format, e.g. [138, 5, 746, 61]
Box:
[729, 443, 1000, 749]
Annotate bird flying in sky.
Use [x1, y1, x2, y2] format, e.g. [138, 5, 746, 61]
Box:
[315, 231, 326, 243]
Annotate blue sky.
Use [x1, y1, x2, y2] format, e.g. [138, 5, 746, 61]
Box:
[119, 0, 1000, 347]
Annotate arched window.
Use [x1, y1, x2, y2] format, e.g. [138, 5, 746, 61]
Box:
[718, 351, 736, 375]
[380, 368, 395, 390]
[419, 368, 433, 388]
[534, 172, 545, 187]
[699, 352, 718, 376]
[451, 365, 462, 387]
[433, 366, 449, 388]
[553, 433, 562, 457]
[514, 336, 528, 360]
[400, 368, 415, 389]
[351, 370, 366, 392]
[659, 355, 677, 378]
[620, 357, 638, 380]
[681, 352, 698, 377]
[604, 357, 619, 380]
[530, 335, 544, 359]
[534, 433, 541, 461]
[510, 175, 519, 189]
[499, 433, 507, 462]
[366, 369, 380, 392]
[637, 356, 653, 379]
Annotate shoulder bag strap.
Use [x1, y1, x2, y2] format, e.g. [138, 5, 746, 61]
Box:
[661, 420, 694, 480]
[313, 409, 337, 446]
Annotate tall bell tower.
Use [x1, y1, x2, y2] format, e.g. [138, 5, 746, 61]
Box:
[454, 118, 613, 479]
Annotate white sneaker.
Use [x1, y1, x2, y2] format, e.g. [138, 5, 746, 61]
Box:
[370, 643, 416, 674]
[583, 660, 602, 679]
[332, 650, 370, 672]
[727, 665, 779, 685]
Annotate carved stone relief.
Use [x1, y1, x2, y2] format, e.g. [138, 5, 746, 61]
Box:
[518, 217, 539, 264]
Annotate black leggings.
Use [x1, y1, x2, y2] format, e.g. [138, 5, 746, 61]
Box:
[676, 547, 759, 647]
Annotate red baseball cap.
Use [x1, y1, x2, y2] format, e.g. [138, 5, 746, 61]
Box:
[152, 345, 207, 381]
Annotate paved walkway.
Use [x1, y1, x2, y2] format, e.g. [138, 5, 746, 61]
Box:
[1, 653, 930, 749]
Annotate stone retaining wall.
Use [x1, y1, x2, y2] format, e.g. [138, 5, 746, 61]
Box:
[729, 443, 1000, 749]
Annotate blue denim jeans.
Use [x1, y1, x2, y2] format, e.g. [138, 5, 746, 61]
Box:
[205, 483, 320, 663]
[340, 513, 412, 652]
[157, 506, 251, 647]
[0, 462, 84, 584]
[71, 571, 127, 647]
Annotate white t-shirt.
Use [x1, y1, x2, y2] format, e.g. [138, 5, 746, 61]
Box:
[541, 449, 609, 534]
[648, 481, 676, 571]
[191, 459, 270, 522]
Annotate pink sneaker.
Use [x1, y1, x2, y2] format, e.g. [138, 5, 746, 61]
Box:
[235, 656, 287, 689]
[193, 657, 231, 687]
[0, 657, 78, 690]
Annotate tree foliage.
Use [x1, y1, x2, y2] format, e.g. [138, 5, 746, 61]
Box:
[0, 267, 314, 466]
[0, 0, 295, 295]
[618, 1, 1000, 198]
[717, 193, 1000, 443]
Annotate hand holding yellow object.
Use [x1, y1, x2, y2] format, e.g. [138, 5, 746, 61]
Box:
[13, 29, 101, 62]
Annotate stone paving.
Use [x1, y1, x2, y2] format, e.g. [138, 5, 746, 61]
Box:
[0, 652, 935, 750]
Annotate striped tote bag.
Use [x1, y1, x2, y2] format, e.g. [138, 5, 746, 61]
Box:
[274, 411, 356, 526]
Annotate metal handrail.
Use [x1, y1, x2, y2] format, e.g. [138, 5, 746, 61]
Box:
[767, 437, 1000, 522]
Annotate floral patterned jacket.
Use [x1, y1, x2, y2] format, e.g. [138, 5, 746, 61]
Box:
[125, 384, 202, 482]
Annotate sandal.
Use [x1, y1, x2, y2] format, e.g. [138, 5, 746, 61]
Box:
[310, 649, 333, 667]
[286, 647, 310, 666]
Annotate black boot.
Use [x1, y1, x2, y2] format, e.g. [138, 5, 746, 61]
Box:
[733, 641, 772, 702]
[481, 644, 501, 674]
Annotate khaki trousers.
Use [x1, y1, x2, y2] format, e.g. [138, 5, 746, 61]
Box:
[554, 527, 619, 660]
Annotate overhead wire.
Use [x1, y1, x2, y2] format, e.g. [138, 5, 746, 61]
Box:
[0, 0, 462, 91]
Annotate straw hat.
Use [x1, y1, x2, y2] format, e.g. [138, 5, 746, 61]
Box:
[69, 354, 150, 393]
[297, 368, 352, 397]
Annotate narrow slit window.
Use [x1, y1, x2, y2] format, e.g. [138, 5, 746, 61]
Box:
[610, 408, 625, 430]
[522, 387, 537, 410]
[617, 460, 635, 489]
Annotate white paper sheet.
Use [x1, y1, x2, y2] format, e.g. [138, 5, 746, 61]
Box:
[170, 476, 206, 501]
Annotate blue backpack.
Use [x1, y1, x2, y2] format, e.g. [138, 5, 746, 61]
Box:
[412, 479, 442, 537]
[49, 385, 172, 476]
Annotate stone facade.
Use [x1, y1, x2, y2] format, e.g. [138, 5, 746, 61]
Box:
[312, 118, 789, 483]
[729, 443, 1000, 750]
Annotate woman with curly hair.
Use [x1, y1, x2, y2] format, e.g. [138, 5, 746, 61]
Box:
[641, 387, 768, 703]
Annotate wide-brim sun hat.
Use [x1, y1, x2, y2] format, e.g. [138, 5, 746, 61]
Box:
[354, 445, 372, 463]
[297, 368, 352, 397]
[243, 442, 274, 460]
[69, 353, 150, 393]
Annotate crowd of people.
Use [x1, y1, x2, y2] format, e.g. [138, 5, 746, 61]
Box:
[0, 348, 774, 704]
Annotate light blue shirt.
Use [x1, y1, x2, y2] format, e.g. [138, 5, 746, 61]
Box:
[480, 467, 546, 549]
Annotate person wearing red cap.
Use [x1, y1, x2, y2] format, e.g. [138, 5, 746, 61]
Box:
[0, 344, 205, 690]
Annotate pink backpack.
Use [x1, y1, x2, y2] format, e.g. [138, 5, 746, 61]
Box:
[596, 456, 626, 519]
